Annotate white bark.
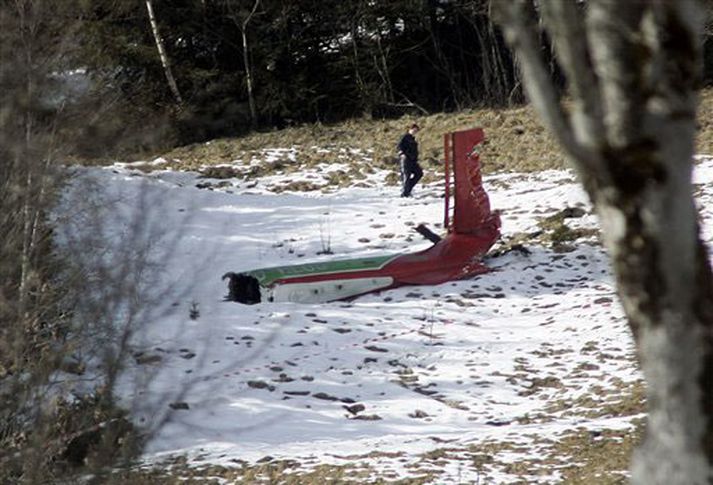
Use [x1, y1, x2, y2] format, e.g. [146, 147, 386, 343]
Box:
[496, 1, 713, 483]
[494, 1, 597, 172]
[145, 0, 183, 105]
[539, 0, 605, 149]
[240, 0, 260, 128]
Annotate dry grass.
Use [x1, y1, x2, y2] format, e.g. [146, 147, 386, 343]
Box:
[553, 421, 645, 485]
[696, 88, 713, 155]
[157, 87, 713, 175]
[161, 104, 562, 174]
[106, 460, 431, 484]
[106, 400, 645, 484]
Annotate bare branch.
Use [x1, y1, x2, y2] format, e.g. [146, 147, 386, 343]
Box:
[586, 0, 648, 148]
[646, 1, 702, 118]
[540, 0, 605, 149]
[241, 0, 261, 30]
[494, 0, 595, 169]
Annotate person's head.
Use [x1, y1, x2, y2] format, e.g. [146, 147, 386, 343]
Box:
[408, 123, 420, 135]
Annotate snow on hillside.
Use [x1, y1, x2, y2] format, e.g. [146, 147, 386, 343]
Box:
[55, 152, 713, 483]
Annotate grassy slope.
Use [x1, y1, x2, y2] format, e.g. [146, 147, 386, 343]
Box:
[162, 88, 713, 174]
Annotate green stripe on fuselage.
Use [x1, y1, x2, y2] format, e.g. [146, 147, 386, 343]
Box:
[243, 254, 402, 287]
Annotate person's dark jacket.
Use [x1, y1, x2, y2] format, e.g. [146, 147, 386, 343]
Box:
[398, 133, 418, 162]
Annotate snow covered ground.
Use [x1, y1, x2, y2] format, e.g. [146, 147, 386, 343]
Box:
[56, 151, 713, 483]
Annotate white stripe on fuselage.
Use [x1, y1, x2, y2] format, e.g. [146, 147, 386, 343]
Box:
[265, 276, 394, 303]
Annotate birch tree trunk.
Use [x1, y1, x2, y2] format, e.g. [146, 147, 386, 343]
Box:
[145, 0, 183, 105]
[240, 0, 260, 128]
[495, 1, 713, 484]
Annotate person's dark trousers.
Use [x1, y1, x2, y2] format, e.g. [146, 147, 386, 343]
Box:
[400, 155, 423, 197]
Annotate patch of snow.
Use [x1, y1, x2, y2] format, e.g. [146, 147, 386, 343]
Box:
[54, 153, 713, 483]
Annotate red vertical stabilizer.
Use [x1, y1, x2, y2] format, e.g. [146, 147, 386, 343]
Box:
[382, 127, 500, 285]
[444, 128, 498, 234]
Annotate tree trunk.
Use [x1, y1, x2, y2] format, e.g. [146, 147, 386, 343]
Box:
[495, 1, 713, 483]
[349, 16, 372, 116]
[375, 32, 394, 104]
[240, 0, 260, 129]
[426, 2, 461, 109]
[145, 0, 183, 105]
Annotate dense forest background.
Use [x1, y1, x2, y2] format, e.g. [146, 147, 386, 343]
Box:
[78, 0, 713, 151]
[77, 0, 519, 151]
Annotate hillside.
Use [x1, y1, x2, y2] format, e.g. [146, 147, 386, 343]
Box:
[54, 91, 713, 483]
[154, 88, 713, 178]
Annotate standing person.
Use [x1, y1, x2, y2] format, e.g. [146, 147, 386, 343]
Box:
[397, 123, 423, 197]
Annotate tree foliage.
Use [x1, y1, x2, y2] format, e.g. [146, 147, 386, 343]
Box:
[78, 0, 520, 144]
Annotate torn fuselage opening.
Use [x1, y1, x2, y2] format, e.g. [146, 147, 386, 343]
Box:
[222, 272, 261, 304]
